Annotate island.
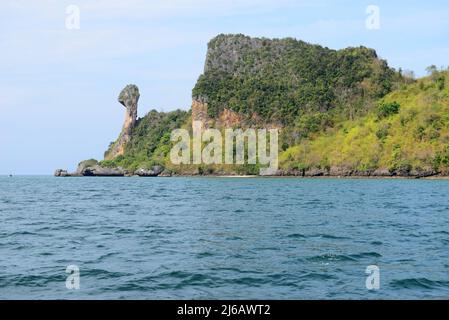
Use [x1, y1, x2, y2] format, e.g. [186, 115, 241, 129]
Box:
[55, 34, 449, 178]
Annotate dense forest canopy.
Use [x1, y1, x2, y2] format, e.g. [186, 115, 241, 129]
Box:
[193, 34, 398, 125]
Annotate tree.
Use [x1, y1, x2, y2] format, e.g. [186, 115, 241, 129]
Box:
[377, 101, 400, 119]
[426, 65, 438, 75]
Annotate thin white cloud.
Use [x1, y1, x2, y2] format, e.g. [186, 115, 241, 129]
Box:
[1, 0, 323, 21]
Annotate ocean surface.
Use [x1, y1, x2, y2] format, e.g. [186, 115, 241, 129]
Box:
[1, 176, 449, 299]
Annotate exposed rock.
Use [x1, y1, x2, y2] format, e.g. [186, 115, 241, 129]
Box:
[76, 159, 99, 175]
[216, 108, 245, 128]
[55, 161, 125, 176]
[191, 99, 212, 129]
[105, 84, 140, 160]
[134, 165, 165, 177]
[158, 169, 172, 177]
[329, 166, 352, 176]
[192, 98, 245, 130]
[409, 169, 438, 178]
[54, 169, 82, 177]
[304, 168, 326, 177]
[152, 165, 164, 175]
[204, 34, 265, 74]
[81, 165, 124, 177]
[371, 168, 392, 177]
[54, 169, 69, 177]
[191, 98, 281, 131]
[124, 171, 135, 177]
[352, 169, 373, 177]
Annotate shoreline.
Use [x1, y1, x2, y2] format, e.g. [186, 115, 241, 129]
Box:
[49, 174, 449, 180]
[172, 174, 449, 180]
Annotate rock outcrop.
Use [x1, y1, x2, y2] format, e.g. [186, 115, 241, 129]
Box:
[76, 159, 99, 174]
[54, 160, 168, 177]
[81, 165, 125, 177]
[54, 169, 70, 177]
[54, 159, 125, 177]
[134, 166, 164, 177]
[191, 99, 212, 129]
[191, 98, 281, 132]
[105, 84, 140, 160]
[276, 166, 440, 178]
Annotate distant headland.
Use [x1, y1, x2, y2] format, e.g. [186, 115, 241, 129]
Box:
[55, 34, 449, 178]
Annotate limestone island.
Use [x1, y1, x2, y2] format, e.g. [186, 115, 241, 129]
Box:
[56, 34, 449, 178]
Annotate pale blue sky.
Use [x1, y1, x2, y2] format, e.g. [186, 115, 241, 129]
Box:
[1, 0, 448, 174]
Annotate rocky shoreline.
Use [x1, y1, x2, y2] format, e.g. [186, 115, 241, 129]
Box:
[55, 164, 443, 179]
[54, 160, 171, 178]
[276, 167, 440, 178]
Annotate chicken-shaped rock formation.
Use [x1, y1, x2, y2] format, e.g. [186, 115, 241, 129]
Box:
[104, 84, 140, 160]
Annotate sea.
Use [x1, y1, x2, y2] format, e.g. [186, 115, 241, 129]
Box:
[1, 176, 449, 299]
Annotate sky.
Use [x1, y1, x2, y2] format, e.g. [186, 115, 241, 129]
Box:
[0, 0, 448, 174]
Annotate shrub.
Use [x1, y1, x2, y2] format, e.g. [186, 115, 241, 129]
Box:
[377, 101, 400, 118]
[295, 113, 333, 138]
[376, 124, 389, 140]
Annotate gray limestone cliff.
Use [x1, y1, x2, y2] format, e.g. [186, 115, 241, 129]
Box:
[104, 84, 140, 160]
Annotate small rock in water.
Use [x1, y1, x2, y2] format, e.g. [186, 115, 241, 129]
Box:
[54, 169, 70, 177]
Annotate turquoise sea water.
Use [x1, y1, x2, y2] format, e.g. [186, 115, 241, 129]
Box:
[1, 176, 449, 299]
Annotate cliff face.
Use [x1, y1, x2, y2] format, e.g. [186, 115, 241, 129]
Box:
[191, 99, 248, 129]
[203, 34, 290, 74]
[191, 99, 211, 128]
[192, 34, 396, 125]
[105, 84, 140, 160]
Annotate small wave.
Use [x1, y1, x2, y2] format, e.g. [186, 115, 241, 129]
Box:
[145, 227, 177, 235]
[390, 278, 449, 290]
[348, 252, 382, 259]
[320, 234, 350, 240]
[231, 276, 267, 286]
[145, 271, 222, 289]
[435, 230, 449, 235]
[228, 273, 309, 287]
[298, 272, 338, 281]
[97, 252, 119, 261]
[210, 267, 263, 275]
[307, 253, 357, 263]
[287, 233, 306, 239]
[311, 234, 350, 240]
[0, 273, 64, 288]
[7, 231, 37, 237]
[82, 268, 129, 279]
[115, 228, 135, 234]
[111, 272, 220, 291]
[256, 246, 280, 251]
[196, 251, 215, 258]
[105, 282, 150, 292]
[224, 235, 243, 240]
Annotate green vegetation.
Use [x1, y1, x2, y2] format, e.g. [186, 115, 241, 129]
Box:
[376, 101, 400, 119]
[193, 34, 397, 125]
[100, 109, 189, 172]
[280, 70, 449, 175]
